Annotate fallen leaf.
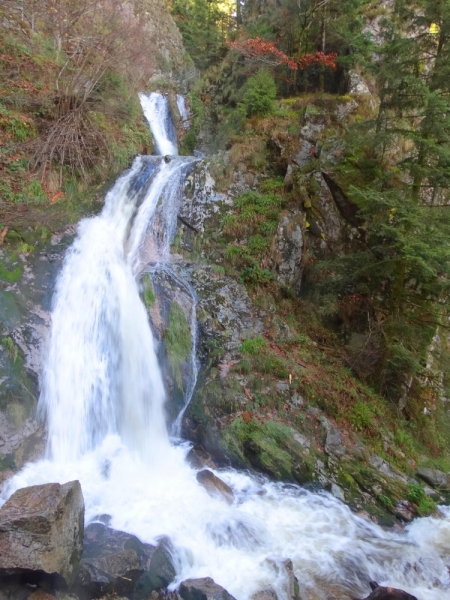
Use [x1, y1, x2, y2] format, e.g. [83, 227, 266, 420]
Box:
[243, 386, 253, 401]
[242, 410, 252, 424]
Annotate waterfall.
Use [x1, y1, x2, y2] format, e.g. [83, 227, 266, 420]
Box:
[1, 94, 449, 600]
[139, 92, 178, 156]
[177, 94, 190, 129]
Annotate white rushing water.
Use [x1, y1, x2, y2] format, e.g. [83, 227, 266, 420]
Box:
[177, 94, 190, 129]
[1, 93, 450, 600]
[139, 92, 178, 156]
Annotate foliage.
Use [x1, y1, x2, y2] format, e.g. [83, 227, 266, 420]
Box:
[406, 482, 436, 516]
[348, 401, 374, 431]
[240, 336, 267, 355]
[313, 0, 450, 403]
[242, 70, 277, 117]
[170, 0, 231, 69]
[229, 37, 337, 72]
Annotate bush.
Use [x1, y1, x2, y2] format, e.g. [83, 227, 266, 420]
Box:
[242, 70, 277, 117]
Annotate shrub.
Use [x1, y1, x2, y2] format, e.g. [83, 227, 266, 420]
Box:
[242, 70, 277, 117]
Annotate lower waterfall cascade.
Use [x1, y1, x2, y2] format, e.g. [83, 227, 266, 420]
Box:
[1, 93, 450, 600]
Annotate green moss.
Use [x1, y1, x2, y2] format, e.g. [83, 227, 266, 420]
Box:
[2, 337, 19, 363]
[223, 417, 314, 481]
[0, 259, 23, 283]
[142, 273, 155, 307]
[165, 301, 191, 391]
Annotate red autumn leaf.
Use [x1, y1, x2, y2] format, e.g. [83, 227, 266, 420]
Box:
[228, 38, 338, 72]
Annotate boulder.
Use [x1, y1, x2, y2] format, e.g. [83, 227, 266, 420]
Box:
[196, 470, 234, 505]
[363, 581, 417, 600]
[179, 577, 236, 600]
[186, 446, 216, 470]
[416, 467, 450, 490]
[76, 522, 175, 598]
[272, 211, 304, 292]
[320, 417, 346, 458]
[0, 481, 84, 586]
[393, 500, 415, 522]
[281, 560, 299, 600]
[261, 559, 299, 600]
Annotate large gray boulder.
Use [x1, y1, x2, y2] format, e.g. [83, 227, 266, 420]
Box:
[416, 467, 450, 490]
[76, 522, 176, 598]
[0, 481, 84, 585]
[179, 577, 236, 600]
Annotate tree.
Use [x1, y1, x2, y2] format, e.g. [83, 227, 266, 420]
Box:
[242, 69, 277, 116]
[170, 0, 230, 69]
[319, 0, 450, 405]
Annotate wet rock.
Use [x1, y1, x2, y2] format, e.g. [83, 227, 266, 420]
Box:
[0, 481, 84, 586]
[179, 577, 236, 600]
[186, 445, 216, 470]
[250, 589, 277, 600]
[416, 467, 450, 490]
[393, 500, 415, 522]
[283, 560, 300, 600]
[330, 483, 345, 502]
[271, 211, 304, 291]
[263, 559, 299, 600]
[320, 417, 346, 458]
[0, 581, 32, 600]
[196, 470, 234, 505]
[362, 581, 417, 600]
[76, 523, 175, 599]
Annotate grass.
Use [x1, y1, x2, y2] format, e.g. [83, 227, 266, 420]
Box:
[241, 336, 267, 355]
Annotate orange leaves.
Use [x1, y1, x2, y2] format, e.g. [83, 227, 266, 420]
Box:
[228, 38, 338, 72]
[228, 37, 298, 70]
[50, 191, 64, 203]
[297, 51, 338, 71]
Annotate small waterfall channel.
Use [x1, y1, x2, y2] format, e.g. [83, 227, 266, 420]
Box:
[1, 93, 450, 600]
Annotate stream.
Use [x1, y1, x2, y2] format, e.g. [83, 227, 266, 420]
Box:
[1, 93, 450, 600]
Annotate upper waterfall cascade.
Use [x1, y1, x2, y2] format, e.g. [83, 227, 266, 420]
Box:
[1, 93, 449, 600]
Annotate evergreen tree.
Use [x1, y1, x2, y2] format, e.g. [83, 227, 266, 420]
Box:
[170, 0, 228, 69]
[321, 0, 450, 405]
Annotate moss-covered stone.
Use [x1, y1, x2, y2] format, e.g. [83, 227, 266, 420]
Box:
[165, 301, 192, 392]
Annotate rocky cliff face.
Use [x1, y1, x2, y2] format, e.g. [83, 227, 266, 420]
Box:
[0, 231, 75, 488]
[142, 0, 194, 81]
